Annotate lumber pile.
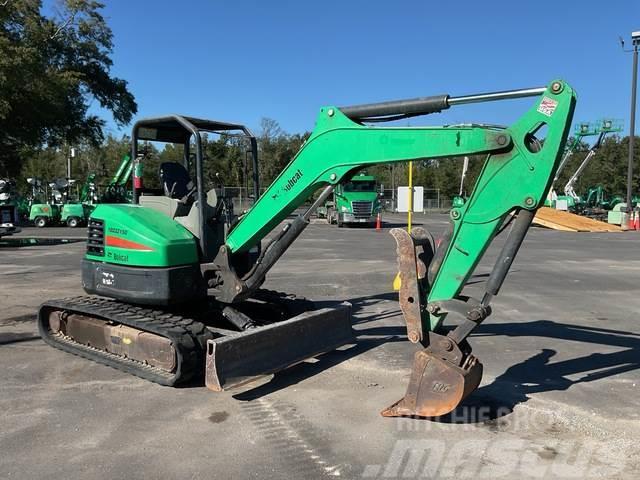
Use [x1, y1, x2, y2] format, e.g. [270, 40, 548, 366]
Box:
[533, 207, 622, 232]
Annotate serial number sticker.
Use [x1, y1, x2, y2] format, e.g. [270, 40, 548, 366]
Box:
[101, 271, 115, 286]
[537, 96, 558, 117]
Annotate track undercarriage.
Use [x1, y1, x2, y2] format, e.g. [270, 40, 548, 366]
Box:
[38, 292, 353, 389]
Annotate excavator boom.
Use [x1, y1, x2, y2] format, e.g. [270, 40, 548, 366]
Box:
[221, 81, 575, 312]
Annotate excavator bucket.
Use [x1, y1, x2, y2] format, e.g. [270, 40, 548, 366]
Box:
[381, 344, 483, 418]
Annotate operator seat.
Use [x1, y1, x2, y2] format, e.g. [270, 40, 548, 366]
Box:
[139, 162, 220, 241]
[160, 162, 196, 204]
[138, 162, 193, 218]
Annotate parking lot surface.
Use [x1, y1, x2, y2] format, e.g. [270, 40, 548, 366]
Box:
[1, 213, 639, 479]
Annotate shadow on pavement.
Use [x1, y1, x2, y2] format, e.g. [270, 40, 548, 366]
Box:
[234, 293, 407, 400]
[0, 332, 41, 345]
[233, 334, 403, 401]
[427, 320, 640, 424]
[238, 291, 640, 421]
[0, 238, 83, 248]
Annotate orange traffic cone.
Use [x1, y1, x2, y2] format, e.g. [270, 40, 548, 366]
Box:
[376, 212, 382, 231]
[628, 212, 635, 231]
[635, 211, 640, 231]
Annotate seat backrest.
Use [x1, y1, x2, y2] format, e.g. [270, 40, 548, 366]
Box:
[160, 162, 194, 201]
[139, 195, 188, 218]
[174, 188, 219, 239]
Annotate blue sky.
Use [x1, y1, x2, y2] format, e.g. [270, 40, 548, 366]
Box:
[85, 0, 640, 136]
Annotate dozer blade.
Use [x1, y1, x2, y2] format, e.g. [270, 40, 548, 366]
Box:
[381, 336, 483, 418]
[206, 302, 354, 391]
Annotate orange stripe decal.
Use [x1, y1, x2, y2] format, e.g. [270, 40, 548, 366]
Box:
[105, 235, 154, 251]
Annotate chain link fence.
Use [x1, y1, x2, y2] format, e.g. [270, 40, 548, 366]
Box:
[220, 186, 451, 214]
[217, 187, 264, 213]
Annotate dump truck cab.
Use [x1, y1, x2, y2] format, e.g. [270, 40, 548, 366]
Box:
[326, 173, 381, 226]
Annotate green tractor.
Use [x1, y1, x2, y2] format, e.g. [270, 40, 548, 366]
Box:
[26, 177, 59, 228]
[28, 176, 96, 228]
[318, 172, 381, 227]
[61, 172, 100, 228]
[39, 81, 577, 418]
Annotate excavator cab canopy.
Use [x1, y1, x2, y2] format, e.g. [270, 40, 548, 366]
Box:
[131, 115, 259, 259]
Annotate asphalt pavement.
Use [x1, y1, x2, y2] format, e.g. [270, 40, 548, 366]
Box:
[1, 212, 639, 479]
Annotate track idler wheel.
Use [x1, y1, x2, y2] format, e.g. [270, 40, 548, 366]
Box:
[381, 334, 483, 418]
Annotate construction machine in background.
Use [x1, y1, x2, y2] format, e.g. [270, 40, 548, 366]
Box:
[38, 80, 576, 418]
[26, 178, 54, 227]
[59, 174, 99, 228]
[562, 119, 623, 215]
[547, 119, 623, 214]
[100, 154, 133, 204]
[581, 185, 624, 221]
[0, 179, 21, 238]
[28, 177, 89, 227]
[27, 163, 122, 228]
[546, 120, 600, 207]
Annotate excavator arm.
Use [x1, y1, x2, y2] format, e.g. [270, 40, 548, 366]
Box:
[227, 122, 505, 253]
[227, 82, 573, 255]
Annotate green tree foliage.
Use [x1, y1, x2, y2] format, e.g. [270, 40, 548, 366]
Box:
[258, 118, 309, 187]
[0, 0, 137, 177]
[9, 113, 640, 208]
[18, 134, 131, 196]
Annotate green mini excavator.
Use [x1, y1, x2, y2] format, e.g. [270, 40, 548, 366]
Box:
[39, 80, 576, 418]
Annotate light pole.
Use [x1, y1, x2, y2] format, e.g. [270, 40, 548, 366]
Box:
[621, 31, 640, 229]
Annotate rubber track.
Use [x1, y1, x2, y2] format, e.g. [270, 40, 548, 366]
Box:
[37, 296, 214, 386]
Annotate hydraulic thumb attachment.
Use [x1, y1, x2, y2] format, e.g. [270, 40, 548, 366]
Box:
[383, 210, 535, 417]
